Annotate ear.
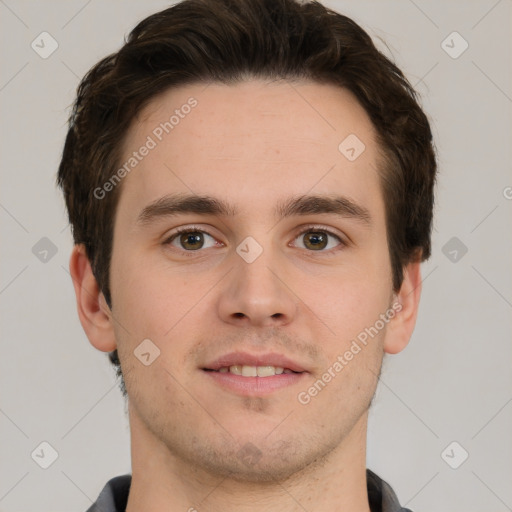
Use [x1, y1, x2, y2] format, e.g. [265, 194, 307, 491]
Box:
[383, 259, 422, 355]
[69, 244, 117, 353]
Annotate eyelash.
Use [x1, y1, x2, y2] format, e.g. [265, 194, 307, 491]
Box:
[163, 225, 347, 254]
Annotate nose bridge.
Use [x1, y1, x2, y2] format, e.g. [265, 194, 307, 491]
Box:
[217, 236, 297, 326]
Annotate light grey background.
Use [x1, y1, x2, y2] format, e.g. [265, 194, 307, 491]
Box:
[1, 1, 511, 511]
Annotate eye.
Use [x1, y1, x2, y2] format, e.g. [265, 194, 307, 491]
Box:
[165, 228, 219, 251]
[163, 226, 344, 253]
[293, 228, 343, 251]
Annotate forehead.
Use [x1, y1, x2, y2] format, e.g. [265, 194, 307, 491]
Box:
[116, 79, 384, 220]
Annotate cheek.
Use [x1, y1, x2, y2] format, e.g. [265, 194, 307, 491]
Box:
[294, 258, 392, 343]
[111, 249, 219, 344]
[111, 262, 207, 395]
[303, 268, 390, 402]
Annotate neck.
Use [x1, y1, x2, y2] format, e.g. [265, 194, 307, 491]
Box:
[126, 404, 371, 512]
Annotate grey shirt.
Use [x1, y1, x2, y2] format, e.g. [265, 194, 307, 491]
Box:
[86, 469, 412, 512]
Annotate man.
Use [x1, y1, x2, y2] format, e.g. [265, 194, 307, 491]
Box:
[57, 0, 436, 510]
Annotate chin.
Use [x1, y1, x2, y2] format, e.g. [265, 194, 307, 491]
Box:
[199, 451, 313, 483]
[171, 432, 338, 484]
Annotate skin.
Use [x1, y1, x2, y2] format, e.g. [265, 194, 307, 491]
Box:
[70, 80, 422, 512]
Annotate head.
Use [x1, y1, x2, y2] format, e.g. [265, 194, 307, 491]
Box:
[58, 0, 435, 481]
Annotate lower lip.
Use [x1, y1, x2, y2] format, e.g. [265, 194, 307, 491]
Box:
[203, 370, 307, 396]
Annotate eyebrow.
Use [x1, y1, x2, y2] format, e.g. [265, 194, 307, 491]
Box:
[136, 193, 371, 226]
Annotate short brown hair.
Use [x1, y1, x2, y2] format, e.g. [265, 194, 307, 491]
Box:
[57, 0, 436, 392]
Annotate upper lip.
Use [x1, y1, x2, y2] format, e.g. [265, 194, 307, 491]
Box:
[203, 351, 308, 373]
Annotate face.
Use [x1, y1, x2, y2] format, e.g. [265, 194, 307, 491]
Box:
[109, 80, 396, 481]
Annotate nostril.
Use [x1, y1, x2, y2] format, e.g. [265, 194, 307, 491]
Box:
[233, 312, 245, 318]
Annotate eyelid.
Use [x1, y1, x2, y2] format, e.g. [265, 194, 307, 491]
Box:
[163, 225, 221, 245]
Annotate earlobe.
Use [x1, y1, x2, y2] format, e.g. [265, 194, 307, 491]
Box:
[383, 260, 422, 355]
[69, 244, 117, 353]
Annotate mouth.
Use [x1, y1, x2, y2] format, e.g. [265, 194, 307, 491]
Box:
[201, 352, 308, 396]
[204, 365, 301, 377]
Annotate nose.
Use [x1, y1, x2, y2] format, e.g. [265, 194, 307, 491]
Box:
[216, 246, 297, 328]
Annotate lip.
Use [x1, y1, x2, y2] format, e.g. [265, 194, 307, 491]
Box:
[202, 351, 308, 373]
[202, 351, 309, 397]
[204, 371, 306, 396]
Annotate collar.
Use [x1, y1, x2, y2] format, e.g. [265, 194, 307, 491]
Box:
[86, 469, 412, 512]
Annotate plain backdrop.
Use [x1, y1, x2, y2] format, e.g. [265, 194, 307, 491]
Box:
[1, 1, 511, 511]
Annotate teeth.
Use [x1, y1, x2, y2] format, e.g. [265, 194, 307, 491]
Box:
[241, 365, 257, 377]
[220, 365, 287, 377]
[229, 365, 243, 375]
[257, 366, 275, 377]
